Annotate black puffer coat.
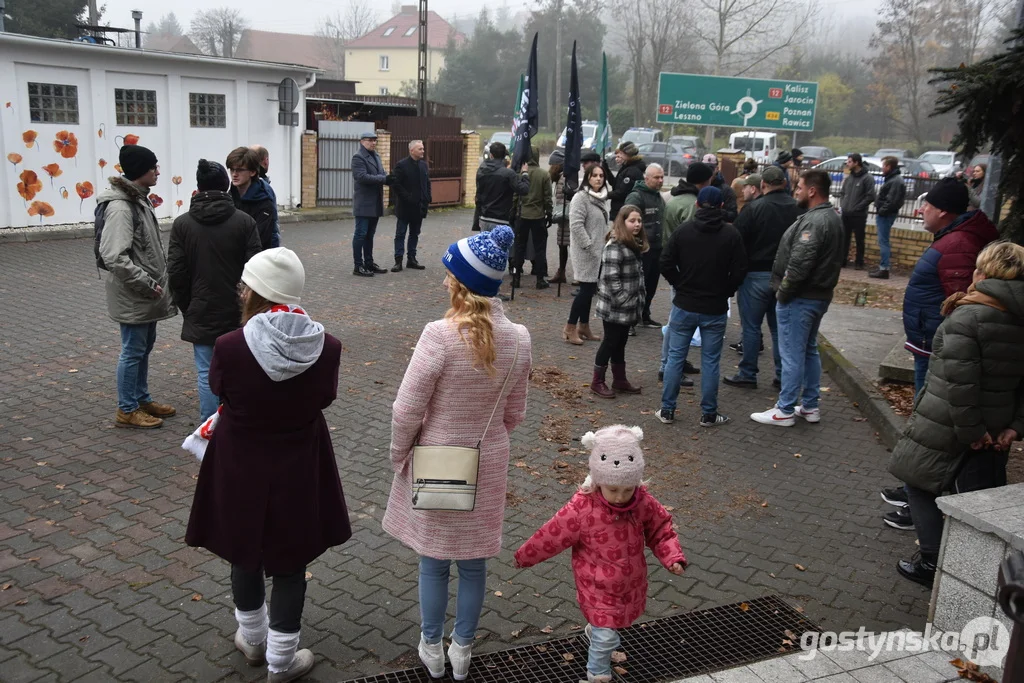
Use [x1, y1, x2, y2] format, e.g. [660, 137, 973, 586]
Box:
[608, 156, 646, 220]
[889, 277, 1024, 494]
[167, 191, 262, 345]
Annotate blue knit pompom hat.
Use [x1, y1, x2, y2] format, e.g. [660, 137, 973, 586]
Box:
[697, 186, 723, 208]
[442, 225, 515, 297]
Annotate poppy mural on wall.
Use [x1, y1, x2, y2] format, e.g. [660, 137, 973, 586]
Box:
[99, 159, 107, 171]
[7, 153, 21, 168]
[76, 182, 94, 212]
[42, 163, 62, 186]
[115, 134, 140, 148]
[98, 124, 105, 139]
[53, 131, 78, 161]
[58, 186, 69, 200]
[27, 201, 55, 222]
[148, 194, 164, 208]
[17, 170, 43, 202]
[23, 130, 38, 149]
[115, 164, 122, 173]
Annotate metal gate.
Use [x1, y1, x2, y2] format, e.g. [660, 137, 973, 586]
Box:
[386, 116, 464, 207]
[316, 121, 365, 207]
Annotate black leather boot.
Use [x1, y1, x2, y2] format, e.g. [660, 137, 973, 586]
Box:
[896, 551, 937, 588]
[391, 257, 403, 273]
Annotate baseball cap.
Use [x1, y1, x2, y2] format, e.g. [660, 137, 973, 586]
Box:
[702, 153, 717, 165]
[360, 131, 378, 140]
[742, 173, 763, 187]
[761, 166, 786, 185]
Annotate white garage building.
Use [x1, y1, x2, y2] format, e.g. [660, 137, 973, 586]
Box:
[0, 32, 318, 229]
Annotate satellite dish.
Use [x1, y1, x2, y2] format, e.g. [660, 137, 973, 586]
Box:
[278, 78, 299, 113]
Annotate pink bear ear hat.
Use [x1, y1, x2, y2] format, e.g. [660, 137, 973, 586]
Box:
[583, 425, 645, 487]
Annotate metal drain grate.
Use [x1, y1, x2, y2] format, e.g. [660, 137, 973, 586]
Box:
[342, 595, 820, 683]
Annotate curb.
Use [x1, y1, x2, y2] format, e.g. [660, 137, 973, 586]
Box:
[818, 331, 905, 449]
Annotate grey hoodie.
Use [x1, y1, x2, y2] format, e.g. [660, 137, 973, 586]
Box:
[242, 308, 326, 382]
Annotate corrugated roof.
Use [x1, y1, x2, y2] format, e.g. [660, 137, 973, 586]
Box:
[345, 8, 464, 49]
[235, 29, 337, 73]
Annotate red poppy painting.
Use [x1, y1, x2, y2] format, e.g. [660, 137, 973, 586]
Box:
[27, 201, 55, 221]
[7, 153, 21, 167]
[42, 163, 62, 185]
[23, 130, 38, 148]
[53, 131, 78, 159]
[148, 193, 163, 208]
[77, 181, 95, 211]
[17, 170, 43, 201]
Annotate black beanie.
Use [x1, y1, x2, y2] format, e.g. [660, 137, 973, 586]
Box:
[924, 177, 970, 215]
[686, 162, 714, 185]
[196, 159, 230, 192]
[119, 144, 158, 181]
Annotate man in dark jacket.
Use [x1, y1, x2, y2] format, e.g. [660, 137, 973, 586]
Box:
[351, 131, 392, 277]
[839, 153, 877, 269]
[665, 162, 713, 234]
[752, 170, 843, 427]
[607, 141, 646, 219]
[902, 177, 999, 394]
[249, 144, 281, 247]
[625, 164, 667, 327]
[227, 146, 278, 251]
[167, 160, 262, 421]
[475, 142, 530, 230]
[511, 145, 553, 289]
[725, 166, 803, 389]
[869, 156, 906, 279]
[657, 186, 747, 428]
[390, 139, 432, 272]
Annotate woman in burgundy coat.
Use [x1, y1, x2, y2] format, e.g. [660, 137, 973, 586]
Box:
[185, 247, 350, 683]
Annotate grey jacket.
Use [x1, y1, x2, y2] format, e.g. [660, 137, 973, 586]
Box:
[352, 145, 387, 218]
[96, 176, 177, 325]
[839, 168, 877, 217]
[771, 202, 844, 303]
[568, 187, 609, 283]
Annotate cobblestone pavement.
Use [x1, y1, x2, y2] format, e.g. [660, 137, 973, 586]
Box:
[0, 209, 929, 682]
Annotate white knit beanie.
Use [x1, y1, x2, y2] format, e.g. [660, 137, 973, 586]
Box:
[241, 247, 304, 305]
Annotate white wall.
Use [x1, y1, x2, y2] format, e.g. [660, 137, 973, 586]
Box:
[0, 36, 311, 229]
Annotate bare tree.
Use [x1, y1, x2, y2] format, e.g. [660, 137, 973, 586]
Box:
[190, 7, 250, 58]
[315, 0, 380, 78]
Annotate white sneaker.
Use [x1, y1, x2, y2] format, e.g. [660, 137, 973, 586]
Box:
[795, 405, 821, 423]
[448, 639, 473, 681]
[750, 406, 796, 427]
[418, 635, 445, 679]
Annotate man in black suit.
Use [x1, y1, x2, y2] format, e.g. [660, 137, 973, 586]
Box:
[391, 139, 432, 272]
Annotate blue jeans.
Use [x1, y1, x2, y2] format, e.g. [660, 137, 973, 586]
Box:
[193, 344, 218, 421]
[588, 626, 621, 677]
[775, 298, 829, 413]
[661, 306, 728, 416]
[352, 216, 379, 268]
[737, 272, 781, 382]
[875, 215, 896, 270]
[117, 322, 157, 413]
[419, 556, 486, 647]
[913, 353, 929, 397]
[395, 216, 422, 260]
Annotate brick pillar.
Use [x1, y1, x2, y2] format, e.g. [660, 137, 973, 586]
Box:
[462, 132, 480, 207]
[301, 133, 317, 209]
[377, 129, 391, 208]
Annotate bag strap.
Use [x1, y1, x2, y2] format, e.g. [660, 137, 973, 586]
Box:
[476, 336, 520, 448]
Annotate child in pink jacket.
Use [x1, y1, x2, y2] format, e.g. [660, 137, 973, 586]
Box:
[514, 425, 687, 683]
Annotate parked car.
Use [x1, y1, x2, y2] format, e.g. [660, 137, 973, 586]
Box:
[966, 153, 991, 175]
[918, 151, 961, 177]
[815, 156, 938, 198]
[604, 127, 663, 170]
[874, 148, 916, 159]
[554, 120, 605, 155]
[668, 135, 707, 160]
[482, 131, 513, 160]
[728, 131, 778, 163]
[634, 142, 692, 177]
[799, 146, 834, 167]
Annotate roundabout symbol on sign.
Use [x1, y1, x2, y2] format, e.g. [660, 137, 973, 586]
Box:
[731, 89, 764, 127]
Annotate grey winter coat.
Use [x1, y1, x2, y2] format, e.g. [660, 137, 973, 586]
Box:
[839, 168, 877, 217]
[771, 202, 844, 303]
[352, 145, 387, 217]
[888, 278, 1024, 495]
[568, 187, 609, 283]
[595, 240, 646, 326]
[96, 176, 177, 325]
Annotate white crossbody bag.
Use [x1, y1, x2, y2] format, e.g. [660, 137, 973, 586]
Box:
[411, 338, 520, 512]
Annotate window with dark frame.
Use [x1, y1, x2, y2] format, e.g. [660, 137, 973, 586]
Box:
[114, 88, 158, 126]
[189, 93, 227, 128]
[27, 82, 80, 124]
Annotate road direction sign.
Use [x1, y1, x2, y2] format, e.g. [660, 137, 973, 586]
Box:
[656, 73, 818, 131]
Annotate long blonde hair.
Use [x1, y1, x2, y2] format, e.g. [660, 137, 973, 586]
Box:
[444, 274, 497, 376]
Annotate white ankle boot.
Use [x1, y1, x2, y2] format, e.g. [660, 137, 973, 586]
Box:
[266, 629, 315, 682]
[448, 638, 473, 681]
[234, 604, 268, 666]
[418, 634, 445, 678]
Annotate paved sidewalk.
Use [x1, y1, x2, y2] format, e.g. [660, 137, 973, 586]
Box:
[0, 210, 930, 682]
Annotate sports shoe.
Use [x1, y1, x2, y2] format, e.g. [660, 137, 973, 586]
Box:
[750, 407, 796, 426]
[642, 318, 662, 328]
[700, 413, 730, 428]
[729, 341, 743, 353]
[115, 408, 163, 429]
[139, 400, 175, 417]
[881, 486, 909, 506]
[628, 326, 636, 336]
[884, 505, 914, 531]
[655, 408, 675, 424]
[418, 636, 445, 679]
[267, 649, 315, 683]
[723, 374, 757, 389]
[897, 551, 936, 588]
[448, 639, 473, 681]
[794, 405, 821, 423]
[234, 627, 266, 666]
[868, 268, 890, 279]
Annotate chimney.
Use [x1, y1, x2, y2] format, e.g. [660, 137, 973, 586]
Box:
[132, 10, 142, 48]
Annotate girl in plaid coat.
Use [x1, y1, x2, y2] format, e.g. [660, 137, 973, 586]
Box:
[592, 205, 647, 398]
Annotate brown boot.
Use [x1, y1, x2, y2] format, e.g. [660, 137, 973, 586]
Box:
[139, 400, 176, 417]
[577, 323, 602, 341]
[590, 365, 616, 399]
[611, 363, 642, 394]
[549, 269, 567, 284]
[563, 323, 584, 345]
[116, 408, 163, 429]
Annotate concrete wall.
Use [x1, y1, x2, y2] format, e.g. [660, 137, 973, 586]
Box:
[344, 48, 445, 95]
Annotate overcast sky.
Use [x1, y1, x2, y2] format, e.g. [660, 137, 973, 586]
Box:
[102, 0, 884, 37]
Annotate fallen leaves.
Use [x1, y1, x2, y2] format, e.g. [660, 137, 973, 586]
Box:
[540, 625, 553, 634]
[614, 666, 628, 675]
[738, 602, 750, 612]
[794, 564, 807, 571]
[190, 593, 202, 601]
[304, 571, 312, 580]
[950, 658, 997, 682]
[611, 651, 627, 663]
[562, 653, 575, 662]
[494, 591, 503, 597]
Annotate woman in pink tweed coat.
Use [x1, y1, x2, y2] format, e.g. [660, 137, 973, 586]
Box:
[383, 225, 532, 681]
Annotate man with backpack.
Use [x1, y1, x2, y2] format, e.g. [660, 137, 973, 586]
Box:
[95, 144, 178, 429]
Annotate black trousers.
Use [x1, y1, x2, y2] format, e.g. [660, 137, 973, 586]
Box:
[842, 214, 867, 267]
[641, 248, 661, 321]
[512, 218, 548, 277]
[905, 449, 1008, 558]
[595, 321, 631, 366]
[568, 282, 597, 325]
[231, 564, 307, 634]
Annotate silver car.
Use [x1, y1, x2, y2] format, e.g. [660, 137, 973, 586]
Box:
[918, 151, 961, 177]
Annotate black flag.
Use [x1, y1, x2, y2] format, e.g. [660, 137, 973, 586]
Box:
[563, 41, 582, 192]
[511, 32, 540, 172]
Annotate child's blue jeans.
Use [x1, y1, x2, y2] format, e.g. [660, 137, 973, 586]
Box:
[588, 626, 620, 677]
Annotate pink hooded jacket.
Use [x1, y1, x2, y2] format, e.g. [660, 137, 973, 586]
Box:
[514, 487, 687, 629]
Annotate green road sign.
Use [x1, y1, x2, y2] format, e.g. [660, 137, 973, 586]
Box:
[656, 73, 818, 131]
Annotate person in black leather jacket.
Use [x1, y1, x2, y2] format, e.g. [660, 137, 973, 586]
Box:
[606, 141, 646, 219]
[475, 142, 530, 230]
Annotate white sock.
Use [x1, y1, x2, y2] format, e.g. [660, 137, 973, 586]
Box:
[234, 604, 268, 646]
[267, 628, 301, 673]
